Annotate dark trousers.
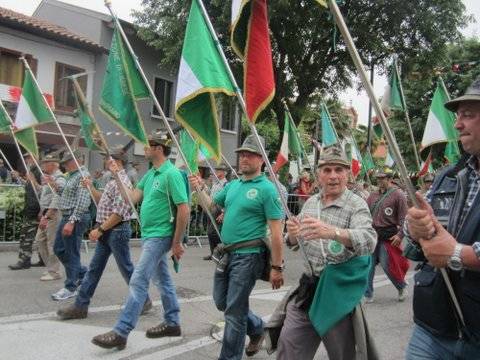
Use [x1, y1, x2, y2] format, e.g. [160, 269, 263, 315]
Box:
[17, 218, 39, 262]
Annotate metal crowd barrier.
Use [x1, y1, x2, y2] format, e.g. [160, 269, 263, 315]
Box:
[0, 184, 25, 243]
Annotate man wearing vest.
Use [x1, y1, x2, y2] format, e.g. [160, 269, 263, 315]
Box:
[364, 169, 409, 303]
[190, 134, 284, 360]
[91, 132, 189, 350]
[405, 77, 480, 359]
[268, 147, 378, 360]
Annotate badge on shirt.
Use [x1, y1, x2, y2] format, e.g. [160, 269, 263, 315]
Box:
[384, 207, 393, 216]
[328, 240, 344, 255]
[246, 188, 258, 199]
[153, 180, 160, 189]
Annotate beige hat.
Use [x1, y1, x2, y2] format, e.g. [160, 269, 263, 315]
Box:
[318, 146, 350, 168]
[444, 77, 480, 112]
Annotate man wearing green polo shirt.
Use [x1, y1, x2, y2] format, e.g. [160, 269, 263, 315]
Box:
[190, 134, 284, 360]
[92, 132, 189, 350]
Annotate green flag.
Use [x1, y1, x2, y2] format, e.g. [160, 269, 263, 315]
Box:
[179, 130, 199, 173]
[286, 112, 303, 158]
[361, 150, 375, 176]
[1, 101, 39, 158]
[321, 103, 338, 147]
[73, 83, 103, 151]
[389, 61, 404, 111]
[100, 26, 150, 146]
[420, 79, 460, 163]
[175, 0, 236, 162]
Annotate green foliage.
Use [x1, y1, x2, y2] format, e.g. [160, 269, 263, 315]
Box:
[133, 0, 469, 156]
[389, 38, 480, 170]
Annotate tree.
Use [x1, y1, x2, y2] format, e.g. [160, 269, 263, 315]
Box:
[133, 0, 468, 149]
[388, 38, 480, 170]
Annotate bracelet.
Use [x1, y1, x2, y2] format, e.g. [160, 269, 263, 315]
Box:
[271, 264, 284, 272]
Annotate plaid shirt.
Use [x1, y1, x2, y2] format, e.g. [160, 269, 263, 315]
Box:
[296, 189, 377, 276]
[96, 169, 133, 223]
[59, 166, 91, 222]
[39, 170, 66, 210]
[461, 157, 480, 260]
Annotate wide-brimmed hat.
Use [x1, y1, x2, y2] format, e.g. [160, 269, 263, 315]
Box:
[60, 149, 82, 164]
[40, 153, 60, 163]
[444, 77, 480, 112]
[101, 145, 128, 163]
[148, 131, 173, 147]
[235, 135, 265, 156]
[375, 168, 394, 178]
[317, 146, 350, 168]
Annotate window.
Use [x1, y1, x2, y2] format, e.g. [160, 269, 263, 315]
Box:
[220, 97, 237, 131]
[54, 62, 86, 112]
[0, 48, 37, 87]
[153, 77, 173, 118]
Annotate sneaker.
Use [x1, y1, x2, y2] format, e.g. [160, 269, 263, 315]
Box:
[92, 330, 126, 350]
[146, 323, 181, 338]
[40, 273, 61, 281]
[398, 288, 408, 302]
[364, 296, 374, 304]
[8, 260, 31, 270]
[57, 305, 88, 320]
[245, 334, 265, 357]
[141, 299, 153, 315]
[51, 288, 77, 301]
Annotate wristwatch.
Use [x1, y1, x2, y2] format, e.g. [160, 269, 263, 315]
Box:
[334, 229, 341, 241]
[271, 264, 284, 272]
[447, 243, 464, 271]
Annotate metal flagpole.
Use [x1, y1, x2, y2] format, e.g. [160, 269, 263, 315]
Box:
[0, 148, 13, 171]
[10, 129, 40, 204]
[19, 57, 98, 207]
[104, 0, 224, 243]
[282, 100, 315, 174]
[394, 59, 421, 171]
[327, 0, 465, 327]
[195, 0, 314, 273]
[221, 153, 239, 179]
[69, 76, 140, 220]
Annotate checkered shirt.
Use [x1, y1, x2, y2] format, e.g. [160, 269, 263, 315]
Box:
[59, 166, 91, 222]
[296, 189, 377, 276]
[96, 169, 133, 223]
[461, 157, 480, 260]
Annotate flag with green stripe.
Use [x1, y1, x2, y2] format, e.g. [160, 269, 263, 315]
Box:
[175, 0, 236, 162]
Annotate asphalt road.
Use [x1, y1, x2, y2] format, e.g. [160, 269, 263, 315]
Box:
[0, 243, 415, 360]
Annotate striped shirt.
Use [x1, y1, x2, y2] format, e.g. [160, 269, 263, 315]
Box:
[296, 189, 377, 276]
[96, 169, 133, 223]
[59, 166, 91, 222]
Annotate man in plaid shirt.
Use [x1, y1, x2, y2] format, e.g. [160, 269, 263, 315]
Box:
[267, 146, 378, 360]
[51, 150, 91, 301]
[57, 149, 151, 320]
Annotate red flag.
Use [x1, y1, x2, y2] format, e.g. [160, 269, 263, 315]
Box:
[231, 0, 275, 123]
[418, 150, 433, 177]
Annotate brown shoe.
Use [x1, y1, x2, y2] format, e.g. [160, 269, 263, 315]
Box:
[91, 331, 126, 350]
[141, 299, 153, 315]
[146, 323, 181, 338]
[57, 305, 88, 320]
[245, 334, 264, 357]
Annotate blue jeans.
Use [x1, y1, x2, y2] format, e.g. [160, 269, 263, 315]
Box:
[54, 214, 89, 291]
[113, 237, 180, 338]
[75, 222, 133, 308]
[406, 324, 480, 359]
[365, 241, 407, 297]
[213, 252, 266, 360]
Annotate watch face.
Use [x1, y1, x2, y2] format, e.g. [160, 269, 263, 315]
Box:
[448, 258, 463, 271]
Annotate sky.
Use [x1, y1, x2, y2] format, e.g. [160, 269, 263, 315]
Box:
[1, 0, 479, 126]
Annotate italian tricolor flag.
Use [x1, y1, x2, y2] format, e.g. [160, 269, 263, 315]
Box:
[15, 70, 54, 130]
[175, 0, 235, 162]
[274, 111, 302, 172]
[231, 0, 275, 123]
[420, 79, 460, 163]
